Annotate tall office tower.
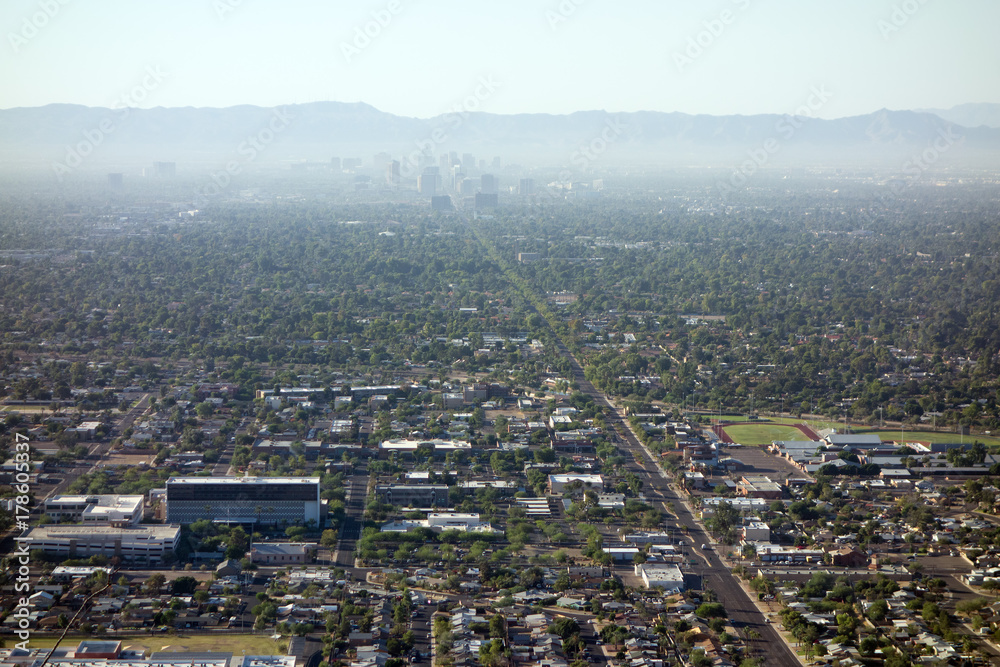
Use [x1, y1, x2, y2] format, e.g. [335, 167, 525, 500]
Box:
[518, 178, 535, 195]
[462, 153, 475, 171]
[386, 160, 400, 188]
[373, 151, 392, 169]
[439, 154, 450, 170]
[459, 177, 480, 196]
[431, 195, 452, 211]
[480, 174, 498, 195]
[492, 156, 502, 170]
[474, 192, 498, 210]
[450, 165, 465, 190]
[153, 161, 176, 177]
[418, 166, 440, 196]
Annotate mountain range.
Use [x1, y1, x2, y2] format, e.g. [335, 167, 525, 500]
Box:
[1, 102, 998, 170]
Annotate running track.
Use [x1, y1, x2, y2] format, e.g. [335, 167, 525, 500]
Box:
[713, 421, 821, 443]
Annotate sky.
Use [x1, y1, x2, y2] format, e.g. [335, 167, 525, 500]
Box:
[1, 0, 998, 119]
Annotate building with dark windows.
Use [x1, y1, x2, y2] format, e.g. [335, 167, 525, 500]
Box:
[165, 476, 322, 526]
[374, 484, 449, 507]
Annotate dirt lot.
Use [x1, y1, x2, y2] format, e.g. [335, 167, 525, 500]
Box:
[718, 443, 812, 481]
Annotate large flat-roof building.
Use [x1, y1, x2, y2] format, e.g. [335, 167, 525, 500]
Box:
[247, 542, 313, 565]
[44, 495, 143, 527]
[738, 475, 783, 500]
[25, 524, 180, 562]
[374, 484, 449, 507]
[634, 563, 685, 592]
[0, 648, 295, 667]
[378, 439, 472, 459]
[165, 476, 322, 526]
[548, 474, 604, 495]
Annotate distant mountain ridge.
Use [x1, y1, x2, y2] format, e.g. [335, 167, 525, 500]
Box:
[0, 102, 997, 168]
[914, 103, 1000, 129]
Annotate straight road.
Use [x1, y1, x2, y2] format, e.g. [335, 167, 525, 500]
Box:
[555, 341, 803, 667]
[335, 474, 367, 573]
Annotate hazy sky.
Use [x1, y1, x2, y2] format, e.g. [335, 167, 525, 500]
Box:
[2, 0, 997, 119]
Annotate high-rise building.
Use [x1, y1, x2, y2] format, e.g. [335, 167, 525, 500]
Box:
[418, 166, 440, 196]
[373, 151, 392, 169]
[431, 195, 453, 211]
[153, 161, 176, 177]
[462, 153, 475, 171]
[518, 178, 535, 195]
[480, 174, 498, 195]
[330, 157, 341, 170]
[386, 160, 400, 188]
[458, 177, 480, 196]
[107, 173, 123, 189]
[492, 156, 502, 170]
[450, 165, 465, 190]
[475, 192, 498, 210]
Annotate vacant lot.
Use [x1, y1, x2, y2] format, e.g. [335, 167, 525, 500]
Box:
[27, 634, 285, 655]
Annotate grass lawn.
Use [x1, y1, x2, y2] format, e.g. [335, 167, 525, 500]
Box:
[715, 414, 753, 422]
[852, 428, 1000, 448]
[26, 634, 286, 655]
[722, 424, 812, 446]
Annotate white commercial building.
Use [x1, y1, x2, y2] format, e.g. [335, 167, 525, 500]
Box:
[44, 495, 144, 527]
[741, 521, 771, 542]
[700, 497, 770, 516]
[381, 512, 499, 534]
[634, 563, 685, 592]
[379, 439, 472, 455]
[0, 648, 295, 667]
[548, 473, 604, 494]
[26, 524, 180, 562]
